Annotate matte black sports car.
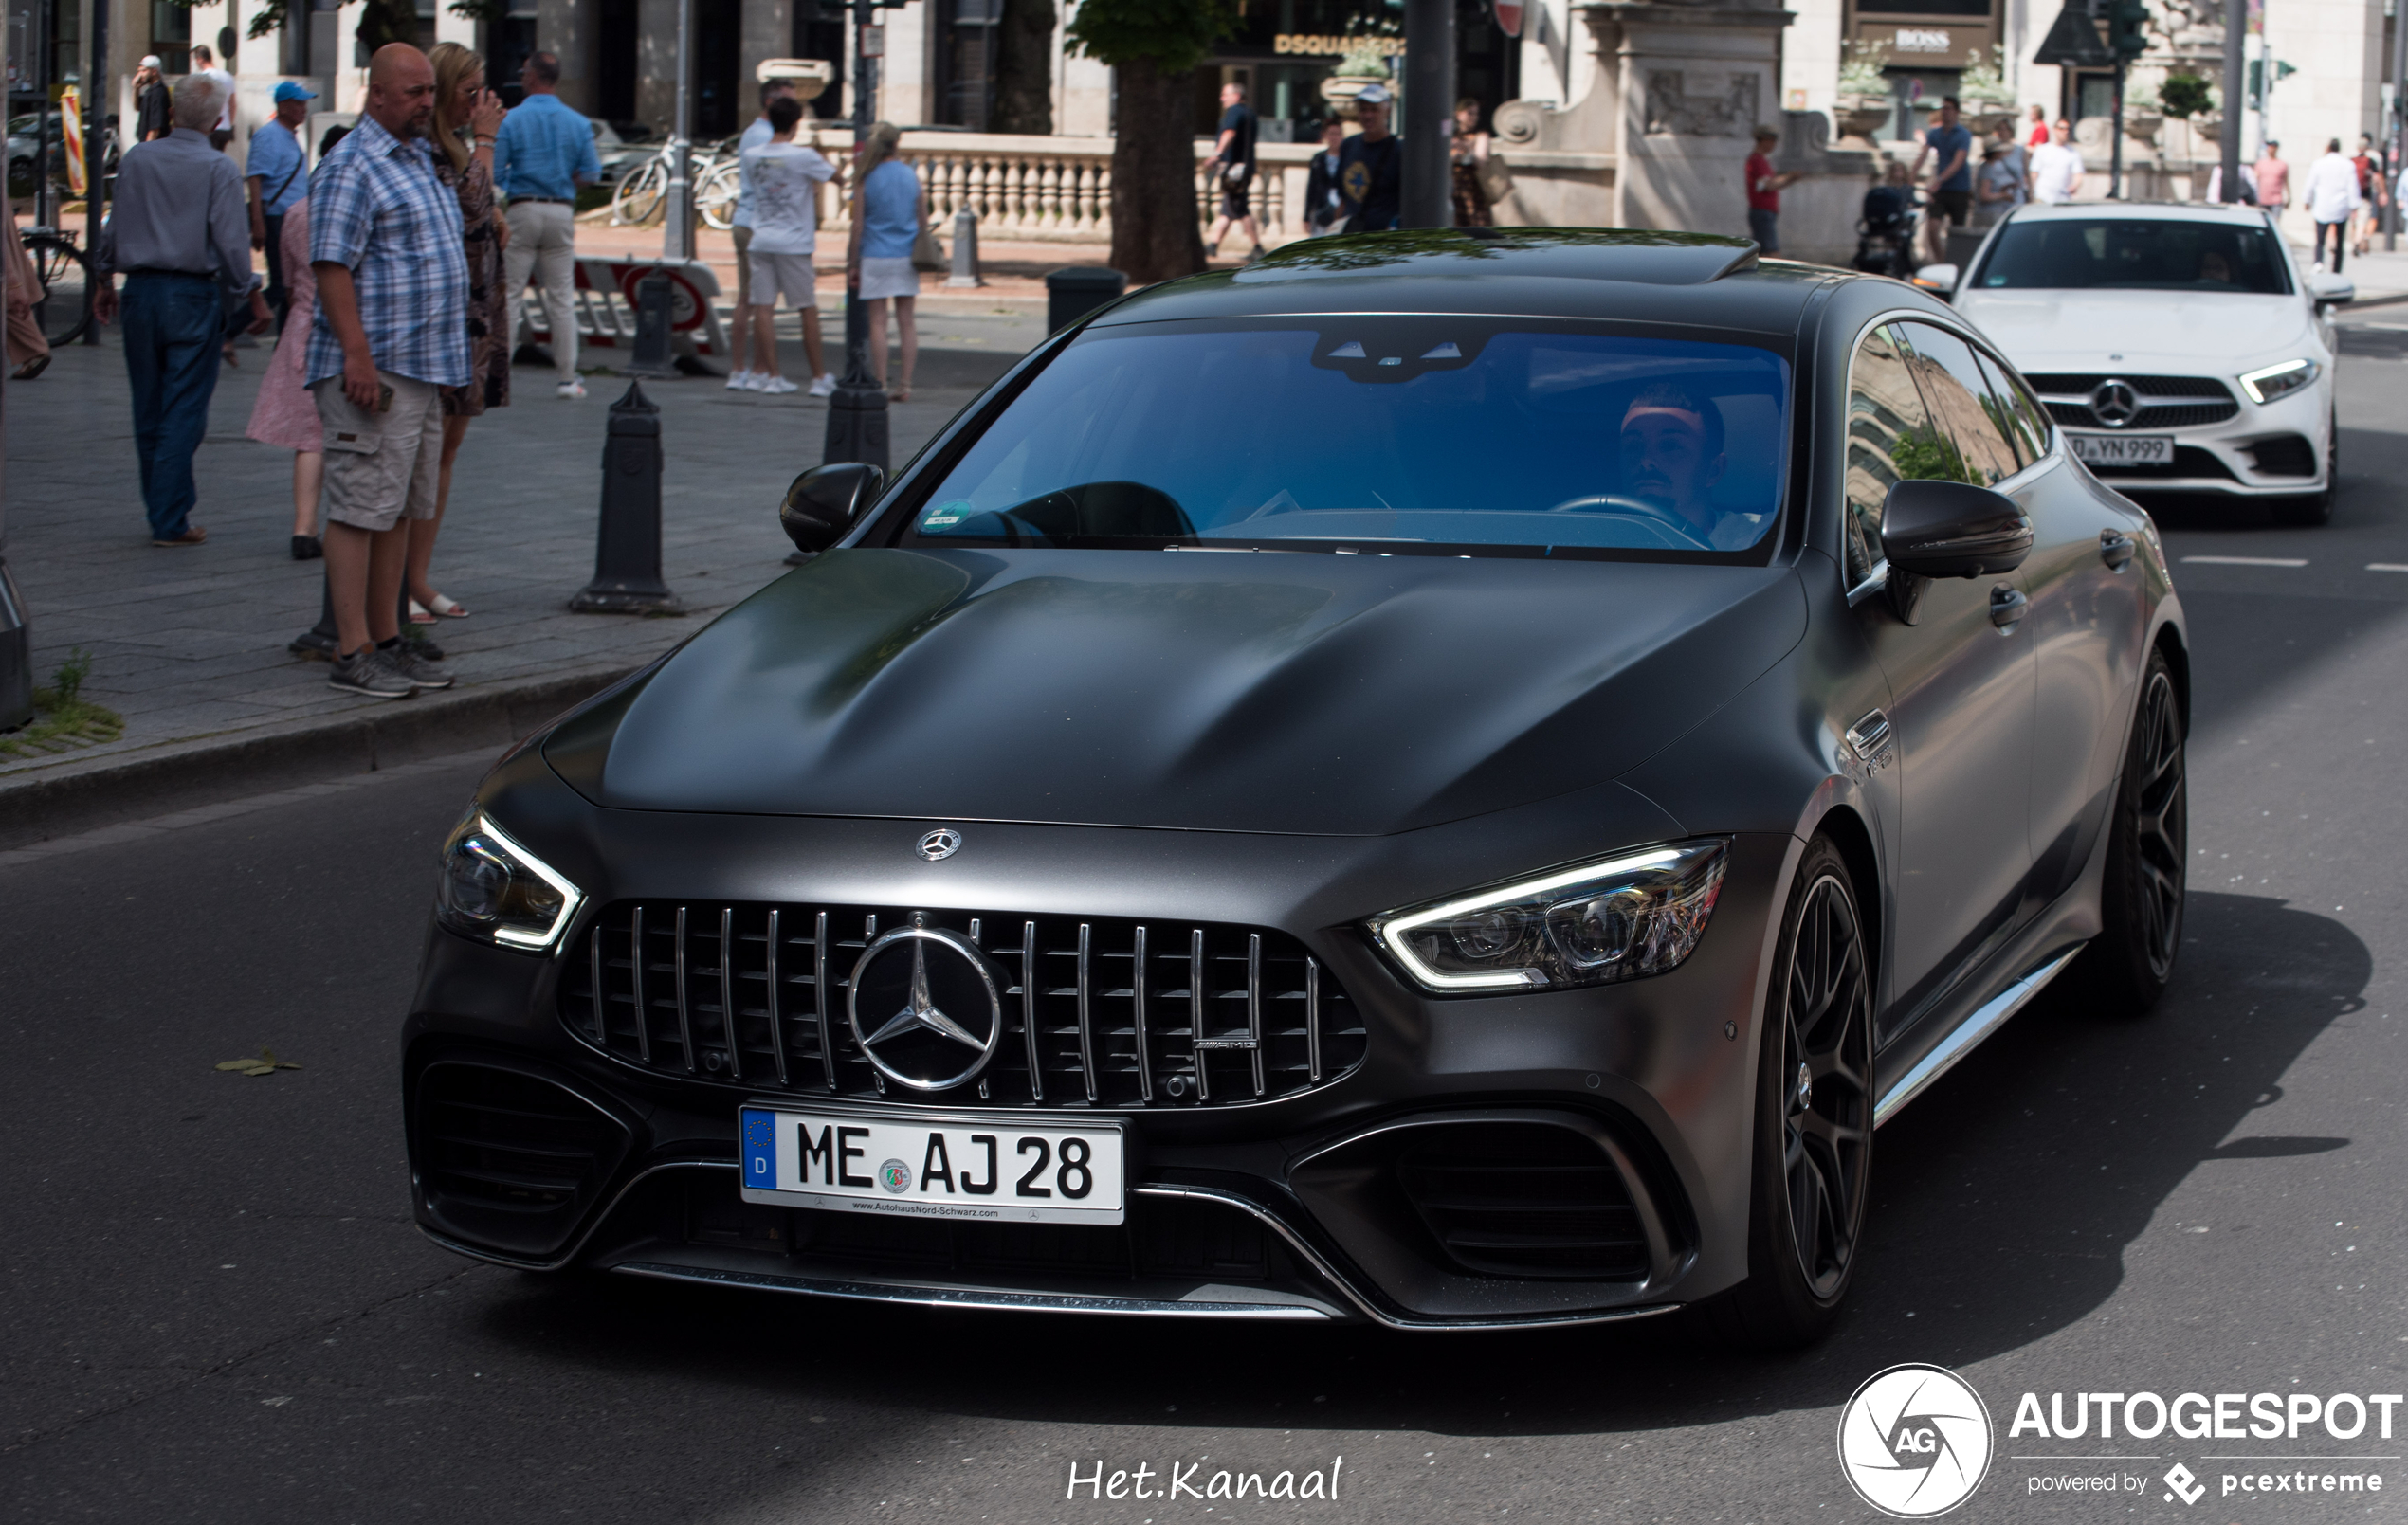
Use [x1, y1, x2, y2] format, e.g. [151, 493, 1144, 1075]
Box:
[409, 229, 2188, 1342]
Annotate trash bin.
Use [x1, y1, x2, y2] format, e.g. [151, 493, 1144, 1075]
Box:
[1046, 266, 1126, 334]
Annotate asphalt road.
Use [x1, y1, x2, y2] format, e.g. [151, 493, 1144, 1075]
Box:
[6, 322, 2408, 1525]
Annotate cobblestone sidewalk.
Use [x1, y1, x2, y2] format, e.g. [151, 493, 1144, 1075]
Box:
[1, 311, 1036, 792]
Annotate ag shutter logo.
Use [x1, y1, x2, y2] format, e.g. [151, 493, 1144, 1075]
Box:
[1837, 1364, 1996, 1517]
[2163, 1462, 2207, 1504]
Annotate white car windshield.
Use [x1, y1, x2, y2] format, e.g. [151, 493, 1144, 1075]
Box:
[1977, 218, 2293, 295]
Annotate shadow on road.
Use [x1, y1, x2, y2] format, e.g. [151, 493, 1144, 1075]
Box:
[469, 892, 2363, 1467]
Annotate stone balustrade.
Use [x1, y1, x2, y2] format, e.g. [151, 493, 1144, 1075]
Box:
[794, 130, 1323, 245]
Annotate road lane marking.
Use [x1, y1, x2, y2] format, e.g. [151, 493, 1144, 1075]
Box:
[2368, 563, 2408, 572]
[2180, 555, 2309, 567]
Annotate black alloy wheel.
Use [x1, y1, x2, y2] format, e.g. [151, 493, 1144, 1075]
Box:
[2079, 652, 2187, 1010]
[1706, 835, 1873, 1349]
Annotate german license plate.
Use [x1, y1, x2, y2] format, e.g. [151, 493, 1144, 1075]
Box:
[2069, 433, 2174, 466]
[739, 1105, 1126, 1225]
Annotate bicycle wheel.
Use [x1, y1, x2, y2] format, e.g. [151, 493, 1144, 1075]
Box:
[23, 230, 91, 348]
[612, 158, 666, 226]
[698, 161, 740, 231]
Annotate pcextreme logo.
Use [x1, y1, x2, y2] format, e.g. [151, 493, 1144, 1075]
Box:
[1837, 1364, 1996, 1518]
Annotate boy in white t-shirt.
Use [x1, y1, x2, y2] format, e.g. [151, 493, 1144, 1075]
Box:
[738, 98, 836, 395]
[2027, 118, 2085, 205]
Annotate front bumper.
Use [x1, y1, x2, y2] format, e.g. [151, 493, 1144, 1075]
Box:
[404, 755, 1791, 1329]
[2051, 380, 2329, 497]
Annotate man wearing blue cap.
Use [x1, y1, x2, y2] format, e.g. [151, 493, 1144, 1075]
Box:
[247, 81, 317, 328]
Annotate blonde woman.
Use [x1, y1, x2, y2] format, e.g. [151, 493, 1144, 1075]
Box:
[846, 121, 927, 402]
[410, 41, 510, 623]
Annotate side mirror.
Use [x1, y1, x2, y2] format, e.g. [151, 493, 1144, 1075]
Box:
[778, 462, 885, 554]
[1912, 263, 1960, 297]
[2307, 269, 2355, 307]
[1880, 479, 2032, 579]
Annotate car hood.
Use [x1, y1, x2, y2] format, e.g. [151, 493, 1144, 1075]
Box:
[1955, 289, 2316, 374]
[547, 548, 1806, 836]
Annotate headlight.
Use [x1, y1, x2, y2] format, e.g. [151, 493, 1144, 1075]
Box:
[1367, 839, 1728, 993]
[2237, 358, 2320, 404]
[434, 811, 584, 952]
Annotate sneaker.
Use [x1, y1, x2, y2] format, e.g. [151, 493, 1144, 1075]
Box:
[807, 372, 837, 398]
[328, 646, 417, 699]
[742, 372, 771, 391]
[557, 378, 588, 400]
[724, 369, 755, 390]
[399, 626, 447, 663]
[384, 640, 456, 690]
[760, 374, 800, 394]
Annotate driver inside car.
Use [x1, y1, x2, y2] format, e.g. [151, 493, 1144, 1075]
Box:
[1617, 383, 1757, 548]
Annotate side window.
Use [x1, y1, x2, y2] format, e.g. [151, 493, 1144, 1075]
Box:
[1895, 322, 2024, 486]
[1843, 324, 1941, 587]
[1976, 349, 2054, 463]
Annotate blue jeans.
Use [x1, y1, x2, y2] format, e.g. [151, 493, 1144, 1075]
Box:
[120, 273, 225, 540]
[1747, 207, 1779, 253]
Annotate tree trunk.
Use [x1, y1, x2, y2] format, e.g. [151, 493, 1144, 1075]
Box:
[989, 0, 1055, 136]
[1106, 56, 1205, 285]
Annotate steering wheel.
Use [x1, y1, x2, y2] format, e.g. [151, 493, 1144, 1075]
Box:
[1543, 493, 1716, 551]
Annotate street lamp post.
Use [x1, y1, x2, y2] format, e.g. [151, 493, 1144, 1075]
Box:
[2219, 0, 2245, 202]
[1400, 0, 1456, 227]
[664, 0, 696, 262]
[821, 0, 889, 472]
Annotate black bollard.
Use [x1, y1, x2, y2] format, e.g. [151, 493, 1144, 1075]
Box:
[0, 561, 30, 732]
[570, 380, 684, 615]
[1046, 266, 1126, 334]
[945, 206, 985, 288]
[627, 265, 678, 378]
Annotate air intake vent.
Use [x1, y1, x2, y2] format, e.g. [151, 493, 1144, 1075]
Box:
[559, 901, 1365, 1109]
[1396, 1122, 1650, 1280]
[414, 1061, 631, 1260]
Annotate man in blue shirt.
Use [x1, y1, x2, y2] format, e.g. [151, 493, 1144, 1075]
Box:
[492, 50, 600, 398]
[246, 79, 315, 327]
[1913, 96, 1975, 253]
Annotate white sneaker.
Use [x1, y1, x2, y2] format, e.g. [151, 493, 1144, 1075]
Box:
[742, 372, 771, 391]
[724, 369, 754, 390]
[760, 374, 800, 394]
[556, 378, 587, 400]
[807, 372, 838, 398]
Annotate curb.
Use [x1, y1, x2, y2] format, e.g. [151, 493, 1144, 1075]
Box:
[0, 664, 636, 853]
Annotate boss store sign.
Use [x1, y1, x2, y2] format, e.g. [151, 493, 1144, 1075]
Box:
[1843, 9, 1999, 70]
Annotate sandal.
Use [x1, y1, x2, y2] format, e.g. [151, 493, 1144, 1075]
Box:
[12, 353, 48, 381]
[410, 592, 471, 619]
[888, 386, 912, 403]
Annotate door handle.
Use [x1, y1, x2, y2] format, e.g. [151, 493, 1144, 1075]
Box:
[1989, 584, 2028, 628]
[2099, 529, 2136, 571]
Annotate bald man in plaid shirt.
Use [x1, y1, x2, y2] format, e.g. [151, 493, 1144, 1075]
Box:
[308, 44, 471, 699]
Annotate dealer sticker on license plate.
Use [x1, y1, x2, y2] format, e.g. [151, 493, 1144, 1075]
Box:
[2069, 433, 2175, 466]
[739, 1105, 1126, 1225]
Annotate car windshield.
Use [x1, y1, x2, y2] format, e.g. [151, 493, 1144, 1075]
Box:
[903, 320, 1791, 558]
[1977, 218, 2293, 295]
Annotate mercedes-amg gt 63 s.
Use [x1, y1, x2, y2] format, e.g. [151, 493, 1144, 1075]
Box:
[409, 229, 2188, 1344]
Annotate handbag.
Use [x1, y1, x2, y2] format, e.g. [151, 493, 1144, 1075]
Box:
[911, 223, 945, 272]
[1476, 153, 1514, 206]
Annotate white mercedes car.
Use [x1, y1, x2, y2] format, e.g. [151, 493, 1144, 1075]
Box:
[1921, 201, 2352, 525]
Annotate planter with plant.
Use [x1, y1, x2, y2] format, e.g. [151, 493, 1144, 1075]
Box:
[1834, 40, 1893, 141]
[1323, 28, 1399, 113]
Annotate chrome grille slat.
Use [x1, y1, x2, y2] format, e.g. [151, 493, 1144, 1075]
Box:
[563, 902, 1364, 1109]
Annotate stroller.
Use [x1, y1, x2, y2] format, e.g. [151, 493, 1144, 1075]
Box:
[1852, 180, 1920, 278]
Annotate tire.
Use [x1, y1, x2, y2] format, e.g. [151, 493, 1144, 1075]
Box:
[21, 230, 91, 349]
[1702, 836, 1875, 1350]
[611, 158, 666, 226]
[697, 162, 739, 231]
[2271, 409, 2338, 526]
[2073, 649, 2186, 1012]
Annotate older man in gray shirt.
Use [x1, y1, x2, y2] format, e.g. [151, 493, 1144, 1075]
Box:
[94, 74, 270, 547]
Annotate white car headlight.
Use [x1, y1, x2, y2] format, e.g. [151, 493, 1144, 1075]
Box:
[1367, 839, 1728, 993]
[435, 811, 585, 953]
[2237, 358, 2320, 405]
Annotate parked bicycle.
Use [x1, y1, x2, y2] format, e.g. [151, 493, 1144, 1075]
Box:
[610, 136, 744, 227]
[18, 222, 91, 348]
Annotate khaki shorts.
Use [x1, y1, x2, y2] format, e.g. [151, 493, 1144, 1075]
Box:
[315, 371, 446, 533]
[732, 224, 753, 308]
[748, 249, 817, 309]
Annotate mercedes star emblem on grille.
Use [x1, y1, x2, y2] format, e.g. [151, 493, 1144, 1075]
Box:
[917, 828, 963, 861]
[2089, 378, 2142, 428]
[848, 926, 1005, 1090]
